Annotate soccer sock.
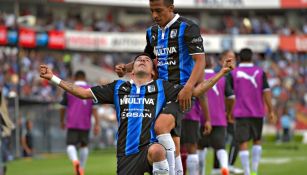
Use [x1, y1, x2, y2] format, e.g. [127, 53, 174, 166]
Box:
[67, 145, 78, 162]
[217, 149, 228, 169]
[251, 145, 262, 173]
[239, 150, 250, 175]
[157, 134, 176, 175]
[198, 148, 207, 175]
[153, 159, 169, 175]
[79, 147, 89, 169]
[186, 154, 199, 175]
[175, 156, 183, 175]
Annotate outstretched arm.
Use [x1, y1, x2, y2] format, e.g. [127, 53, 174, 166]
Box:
[193, 58, 234, 97]
[39, 65, 93, 99]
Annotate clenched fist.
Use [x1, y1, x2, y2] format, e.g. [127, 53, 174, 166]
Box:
[40, 65, 53, 80]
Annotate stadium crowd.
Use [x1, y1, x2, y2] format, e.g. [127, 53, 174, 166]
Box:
[1, 9, 307, 35]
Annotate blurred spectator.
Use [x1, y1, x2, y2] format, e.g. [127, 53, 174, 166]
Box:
[21, 119, 33, 157]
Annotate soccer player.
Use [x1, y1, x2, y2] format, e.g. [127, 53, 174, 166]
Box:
[213, 50, 243, 174]
[59, 70, 100, 175]
[41, 53, 233, 175]
[229, 48, 276, 175]
[197, 56, 234, 175]
[115, 0, 206, 174]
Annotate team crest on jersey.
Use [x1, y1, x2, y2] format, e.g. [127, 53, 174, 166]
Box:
[151, 34, 156, 42]
[147, 85, 156, 93]
[170, 29, 177, 38]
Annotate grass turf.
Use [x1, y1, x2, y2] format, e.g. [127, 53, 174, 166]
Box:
[7, 143, 307, 175]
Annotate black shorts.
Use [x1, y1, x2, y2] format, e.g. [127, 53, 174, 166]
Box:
[117, 145, 152, 175]
[198, 126, 226, 150]
[161, 101, 185, 137]
[66, 129, 90, 146]
[235, 118, 263, 144]
[181, 120, 200, 144]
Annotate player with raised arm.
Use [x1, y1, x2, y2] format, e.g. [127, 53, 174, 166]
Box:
[41, 53, 234, 175]
[115, 1, 206, 174]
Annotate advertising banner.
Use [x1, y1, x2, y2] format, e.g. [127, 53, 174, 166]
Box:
[48, 30, 65, 50]
[19, 28, 36, 48]
[280, 0, 307, 8]
[279, 35, 307, 52]
[233, 35, 279, 52]
[0, 26, 7, 45]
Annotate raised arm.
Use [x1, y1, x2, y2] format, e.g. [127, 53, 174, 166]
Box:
[193, 58, 234, 97]
[39, 65, 93, 99]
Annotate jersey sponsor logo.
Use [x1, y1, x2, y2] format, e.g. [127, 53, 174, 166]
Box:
[170, 29, 177, 39]
[157, 60, 177, 66]
[121, 111, 152, 119]
[236, 70, 259, 88]
[120, 95, 155, 105]
[191, 36, 203, 43]
[147, 85, 156, 93]
[154, 46, 177, 57]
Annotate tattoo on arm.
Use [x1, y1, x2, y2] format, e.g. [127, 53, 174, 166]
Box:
[59, 80, 89, 99]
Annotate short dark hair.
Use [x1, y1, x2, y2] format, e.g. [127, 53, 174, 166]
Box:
[74, 70, 86, 80]
[239, 48, 253, 62]
[150, 0, 174, 6]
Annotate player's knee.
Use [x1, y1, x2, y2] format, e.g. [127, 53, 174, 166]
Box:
[155, 114, 175, 134]
[148, 144, 166, 162]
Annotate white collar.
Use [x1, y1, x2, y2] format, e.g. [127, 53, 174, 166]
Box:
[75, 81, 87, 86]
[160, 14, 180, 30]
[129, 79, 153, 86]
[205, 69, 214, 73]
[239, 63, 254, 67]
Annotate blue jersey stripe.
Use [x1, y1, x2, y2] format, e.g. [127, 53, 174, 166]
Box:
[147, 27, 152, 44]
[125, 85, 146, 155]
[178, 22, 189, 85]
[150, 80, 166, 142]
[114, 80, 125, 141]
[157, 28, 170, 80]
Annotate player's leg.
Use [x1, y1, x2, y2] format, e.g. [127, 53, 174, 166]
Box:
[211, 126, 229, 175]
[78, 130, 90, 175]
[227, 123, 243, 174]
[147, 143, 169, 174]
[181, 120, 200, 175]
[155, 113, 176, 175]
[66, 129, 81, 175]
[197, 125, 209, 175]
[173, 136, 183, 175]
[155, 101, 183, 175]
[236, 118, 251, 175]
[250, 118, 264, 175]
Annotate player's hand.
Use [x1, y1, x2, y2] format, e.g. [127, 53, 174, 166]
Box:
[115, 64, 127, 77]
[221, 57, 234, 74]
[227, 113, 235, 124]
[40, 65, 53, 80]
[177, 85, 193, 112]
[93, 123, 100, 136]
[203, 121, 212, 135]
[268, 111, 277, 124]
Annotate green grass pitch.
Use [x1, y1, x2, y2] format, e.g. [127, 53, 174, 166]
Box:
[7, 143, 307, 175]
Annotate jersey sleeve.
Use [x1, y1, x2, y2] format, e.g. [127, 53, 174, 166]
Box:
[262, 72, 270, 90]
[224, 74, 234, 98]
[163, 81, 183, 102]
[59, 92, 68, 106]
[90, 81, 117, 104]
[184, 23, 205, 55]
[144, 29, 156, 59]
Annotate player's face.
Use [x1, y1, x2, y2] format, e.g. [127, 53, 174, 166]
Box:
[133, 55, 154, 75]
[149, 0, 174, 27]
[221, 51, 236, 65]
